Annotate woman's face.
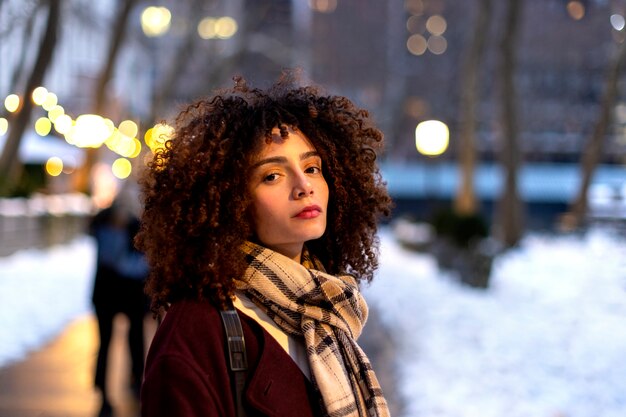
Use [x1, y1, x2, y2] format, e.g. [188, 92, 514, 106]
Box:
[248, 127, 329, 262]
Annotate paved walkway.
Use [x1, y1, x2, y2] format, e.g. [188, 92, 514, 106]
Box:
[0, 308, 401, 417]
[0, 313, 156, 417]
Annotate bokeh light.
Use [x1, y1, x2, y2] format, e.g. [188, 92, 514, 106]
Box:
[54, 114, 73, 135]
[45, 157, 64, 176]
[309, 0, 338, 13]
[611, 14, 625, 31]
[426, 15, 447, 36]
[428, 35, 448, 55]
[66, 114, 112, 148]
[0, 118, 8, 135]
[112, 158, 132, 179]
[567, 1, 585, 20]
[118, 120, 138, 138]
[32, 87, 48, 105]
[407, 15, 424, 34]
[144, 123, 174, 152]
[42, 92, 58, 111]
[407, 34, 428, 55]
[404, 0, 424, 15]
[198, 17, 217, 39]
[415, 120, 449, 156]
[47, 105, 65, 122]
[35, 117, 52, 136]
[141, 6, 171, 37]
[198, 16, 238, 39]
[4, 94, 20, 113]
[215, 17, 238, 39]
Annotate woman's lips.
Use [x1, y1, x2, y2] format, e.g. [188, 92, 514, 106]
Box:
[294, 205, 322, 219]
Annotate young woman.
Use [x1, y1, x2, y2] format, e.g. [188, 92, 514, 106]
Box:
[137, 73, 393, 417]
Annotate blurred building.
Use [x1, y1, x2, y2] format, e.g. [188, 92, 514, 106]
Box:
[2, 0, 626, 226]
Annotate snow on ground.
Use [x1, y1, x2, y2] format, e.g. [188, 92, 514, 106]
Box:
[0, 228, 625, 416]
[364, 227, 626, 417]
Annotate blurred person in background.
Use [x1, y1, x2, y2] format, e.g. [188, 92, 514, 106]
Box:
[90, 189, 149, 417]
[136, 72, 393, 417]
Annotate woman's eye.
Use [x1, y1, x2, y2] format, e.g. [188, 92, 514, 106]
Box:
[263, 173, 279, 182]
[305, 166, 322, 174]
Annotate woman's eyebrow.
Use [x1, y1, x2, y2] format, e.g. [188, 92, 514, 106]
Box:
[251, 151, 320, 170]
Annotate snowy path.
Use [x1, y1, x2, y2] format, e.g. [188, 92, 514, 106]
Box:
[364, 228, 626, 417]
[1, 229, 625, 416]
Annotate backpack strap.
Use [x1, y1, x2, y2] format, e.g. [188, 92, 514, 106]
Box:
[220, 306, 248, 417]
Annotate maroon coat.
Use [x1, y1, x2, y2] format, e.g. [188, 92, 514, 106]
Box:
[140, 298, 324, 417]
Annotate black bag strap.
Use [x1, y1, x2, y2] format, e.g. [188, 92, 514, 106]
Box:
[220, 307, 248, 417]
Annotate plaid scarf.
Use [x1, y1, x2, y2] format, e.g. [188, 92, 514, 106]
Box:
[235, 241, 390, 417]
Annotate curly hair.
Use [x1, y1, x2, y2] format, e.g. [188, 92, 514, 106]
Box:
[136, 72, 392, 312]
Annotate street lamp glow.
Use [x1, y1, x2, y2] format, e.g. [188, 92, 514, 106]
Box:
[415, 120, 449, 156]
[141, 6, 171, 37]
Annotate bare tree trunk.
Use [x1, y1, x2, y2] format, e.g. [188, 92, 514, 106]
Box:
[8, 3, 40, 95]
[496, 0, 524, 247]
[149, 0, 204, 123]
[0, 0, 60, 196]
[568, 37, 626, 227]
[73, 0, 137, 194]
[455, 0, 493, 216]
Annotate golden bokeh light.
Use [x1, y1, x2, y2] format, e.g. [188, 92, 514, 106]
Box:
[4, 94, 20, 113]
[141, 6, 171, 37]
[47, 105, 65, 122]
[112, 158, 132, 179]
[309, 0, 338, 13]
[145, 123, 174, 152]
[415, 120, 449, 156]
[114, 133, 136, 157]
[198, 17, 217, 39]
[426, 15, 447, 36]
[54, 114, 73, 135]
[130, 138, 142, 158]
[404, 0, 424, 15]
[119, 120, 138, 138]
[32, 87, 48, 105]
[407, 34, 428, 55]
[567, 1, 585, 20]
[45, 157, 64, 176]
[35, 117, 52, 136]
[67, 114, 112, 148]
[215, 16, 238, 39]
[0, 118, 8, 135]
[42, 92, 58, 111]
[407, 15, 424, 34]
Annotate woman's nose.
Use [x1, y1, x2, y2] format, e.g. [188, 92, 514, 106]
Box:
[293, 174, 314, 199]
